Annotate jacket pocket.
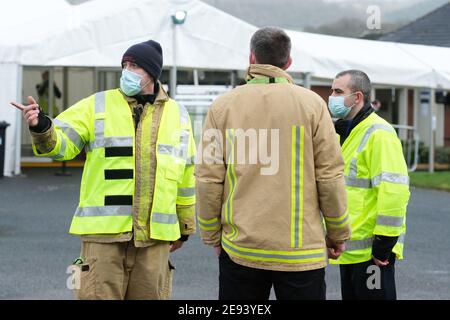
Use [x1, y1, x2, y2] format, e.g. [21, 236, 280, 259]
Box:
[165, 165, 184, 183]
[73, 258, 97, 300]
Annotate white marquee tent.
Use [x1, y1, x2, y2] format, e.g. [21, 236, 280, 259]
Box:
[0, 0, 258, 176]
[287, 30, 450, 89]
[1, 0, 450, 176]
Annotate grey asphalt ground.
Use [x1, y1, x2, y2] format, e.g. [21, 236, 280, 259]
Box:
[0, 168, 449, 300]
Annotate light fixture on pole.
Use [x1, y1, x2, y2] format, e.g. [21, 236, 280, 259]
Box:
[172, 10, 187, 25]
[170, 10, 187, 96]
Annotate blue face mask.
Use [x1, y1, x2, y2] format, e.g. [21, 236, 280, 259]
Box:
[328, 93, 355, 119]
[120, 69, 148, 96]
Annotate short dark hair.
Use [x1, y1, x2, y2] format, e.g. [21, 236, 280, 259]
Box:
[250, 27, 291, 69]
[335, 70, 372, 103]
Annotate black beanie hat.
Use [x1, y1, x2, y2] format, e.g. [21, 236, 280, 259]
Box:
[122, 40, 163, 81]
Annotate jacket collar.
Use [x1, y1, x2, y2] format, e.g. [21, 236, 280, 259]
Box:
[246, 64, 294, 84]
[335, 102, 374, 145]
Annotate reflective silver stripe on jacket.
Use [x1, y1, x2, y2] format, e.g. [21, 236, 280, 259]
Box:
[293, 126, 302, 248]
[54, 119, 85, 151]
[345, 176, 371, 188]
[346, 172, 409, 189]
[346, 123, 407, 189]
[199, 220, 221, 228]
[94, 117, 105, 139]
[221, 240, 325, 261]
[376, 215, 404, 227]
[158, 130, 190, 160]
[156, 101, 190, 160]
[179, 103, 190, 126]
[95, 91, 106, 113]
[86, 92, 106, 152]
[345, 237, 374, 251]
[152, 212, 179, 224]
[75, 206, 132, 217]
[50, 132, 67, 160]
[345, 232, 406, 251]
[178, 188, 195, 197]
[179, 129, 190, 159]
[349, 124, 395, 177]
[85, 92, 133, 152]
[158, 144, 183, 158]
[357, 124, 395, 153]
[372, 172, 409, 187]
[325, 214, 349, 226]
[87, 137, 134, 151]
[349, 158, 359, 178]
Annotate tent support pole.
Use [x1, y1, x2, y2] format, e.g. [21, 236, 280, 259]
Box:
[170, 22, 178, 97]
[429, 88, 435, 173]
[193, 69, 199, 86]
[14, 65, 23, 176]
[303, 72, 311, 89]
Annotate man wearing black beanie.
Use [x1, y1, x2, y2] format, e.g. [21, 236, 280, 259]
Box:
[122, 40, 163, 83]
[11, 40, 197, 300]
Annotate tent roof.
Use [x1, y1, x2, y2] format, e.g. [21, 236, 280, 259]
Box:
[287, 30, 450, 89]
[1, 0, 449, 89]
[0, 0, 256, 71]
[0, 0, 71, 30]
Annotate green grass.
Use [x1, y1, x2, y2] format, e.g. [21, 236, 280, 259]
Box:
[409, 171, 450, 191]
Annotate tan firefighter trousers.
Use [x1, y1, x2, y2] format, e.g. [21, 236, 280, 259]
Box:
[72, 240, 174, 300]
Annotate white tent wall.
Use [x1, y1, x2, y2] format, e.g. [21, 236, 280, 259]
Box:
[0, 63, 22, 176]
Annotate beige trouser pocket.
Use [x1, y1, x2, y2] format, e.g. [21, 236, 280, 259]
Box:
[74, 258, 97, 300]
[160, 260, 176, 300]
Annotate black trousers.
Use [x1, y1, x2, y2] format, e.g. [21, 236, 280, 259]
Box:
[339, 253, 397, 300]
[219, 250, 326, 300]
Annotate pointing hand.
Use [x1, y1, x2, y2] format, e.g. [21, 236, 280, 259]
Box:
[10, 96, 41, 127]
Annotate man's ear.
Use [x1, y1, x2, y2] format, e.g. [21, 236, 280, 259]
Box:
[249, 51, 257, 65]
[356, 91, 365, 104]
[282, 57, 292, 70]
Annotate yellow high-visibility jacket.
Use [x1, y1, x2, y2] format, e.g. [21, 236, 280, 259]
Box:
[331, 112, 410, 264]
[31, 87, 196, 242]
